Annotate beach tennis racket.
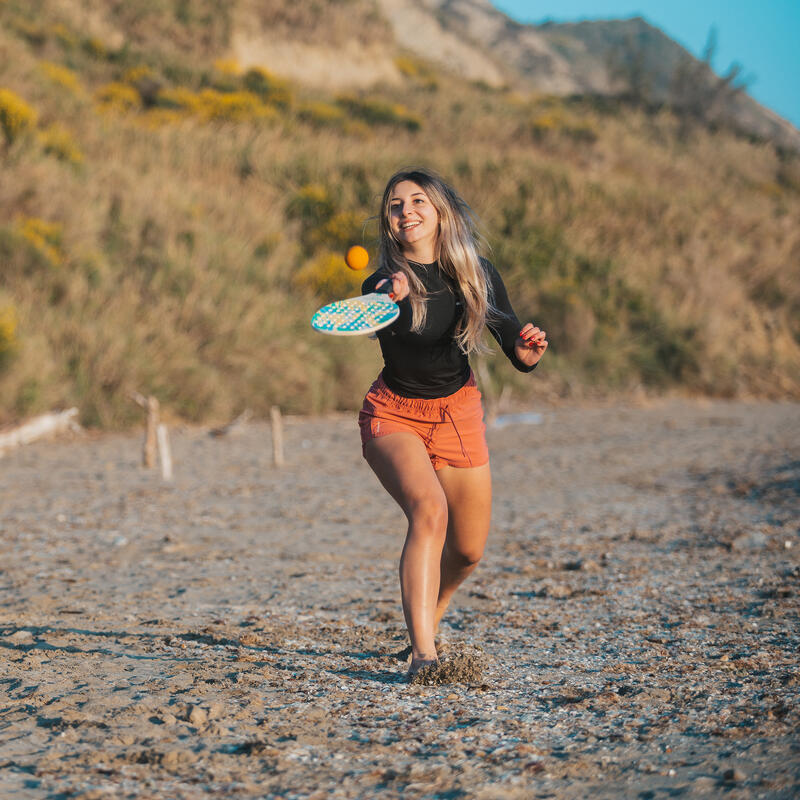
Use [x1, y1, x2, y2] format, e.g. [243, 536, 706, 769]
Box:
[311, 282, 399, 336]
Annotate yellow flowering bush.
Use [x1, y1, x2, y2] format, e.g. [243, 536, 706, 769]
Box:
[122, 66, 155, 85]
[0, 304, 18, 368]
[394, 56, 438, 90]
[294, 251, 362, 298]
[336, 95, 421, 131]
[298, 101, 345, 127]
[156, 86, 202, 114]
[38, 61, 82, 94]
[39, 123, 83, 164]
[18, 218, 64, 267]
[139, 108, 187, 128]
[286, 184, 335, 228]
[95, 82, 141, 112]
[194, 89, 276, 122]
[51, 23, 77, 49]
[530, 111, 598, 144]
[213, 59, 241, 76]
[83, 37, 108, 58]
[0, 88, 38, 145]
[530, 112, 560, 136]
[311, 211, 364, 251]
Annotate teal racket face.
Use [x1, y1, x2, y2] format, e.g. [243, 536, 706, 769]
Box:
[311, 292, 399, 336]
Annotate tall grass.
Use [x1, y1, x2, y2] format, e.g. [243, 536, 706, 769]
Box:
[0, 0, 798, 427]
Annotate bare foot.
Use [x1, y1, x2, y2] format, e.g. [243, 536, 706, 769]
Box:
[407, 657, 438, 681]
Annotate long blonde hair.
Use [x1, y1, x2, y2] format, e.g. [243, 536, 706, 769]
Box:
[378, 168, 497, 354]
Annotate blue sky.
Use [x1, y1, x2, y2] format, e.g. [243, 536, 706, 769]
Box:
[494, 1, 800, 129]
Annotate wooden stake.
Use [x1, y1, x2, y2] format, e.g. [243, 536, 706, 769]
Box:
[144, 396, 160, 469]
[157, 423, 173, 481]
[270, 406, 284, 467]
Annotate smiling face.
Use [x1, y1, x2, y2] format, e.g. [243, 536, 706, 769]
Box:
[388, 180, 440, 262]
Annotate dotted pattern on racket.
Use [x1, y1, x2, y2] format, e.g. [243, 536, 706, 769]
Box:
[311, 296, 399, 336]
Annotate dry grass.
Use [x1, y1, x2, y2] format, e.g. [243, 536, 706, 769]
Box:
[0, 0, 798, 427]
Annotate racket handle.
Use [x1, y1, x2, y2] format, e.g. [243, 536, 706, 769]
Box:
[376, 281, 395, 299]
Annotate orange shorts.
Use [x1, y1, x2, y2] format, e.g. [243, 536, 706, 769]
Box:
[358, 372, 489, 470]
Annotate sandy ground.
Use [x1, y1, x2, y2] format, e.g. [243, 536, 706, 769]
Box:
[1, 399, 798, 799]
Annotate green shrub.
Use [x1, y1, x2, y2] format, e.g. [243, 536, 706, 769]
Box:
[336, 94, 422, 131]
[286, 184, 336, 229]
[242, 67, 292, 108]
[394, 56, 438, 90]
[298, 101, 346, 128]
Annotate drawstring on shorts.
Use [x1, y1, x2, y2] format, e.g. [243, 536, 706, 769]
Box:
[359, 370, 489, 471]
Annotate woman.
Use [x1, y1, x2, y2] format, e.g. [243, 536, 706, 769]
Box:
[359, 168, 548, 678]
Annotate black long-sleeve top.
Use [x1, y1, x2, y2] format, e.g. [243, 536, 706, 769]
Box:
[362, 258, 536, 398]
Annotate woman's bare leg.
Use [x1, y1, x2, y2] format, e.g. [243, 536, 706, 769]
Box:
[433, 462, 492, 631]
[364, 433, 449, 673]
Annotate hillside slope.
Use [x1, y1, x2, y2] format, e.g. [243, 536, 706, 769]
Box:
[385, 0, 800, 151]
[0, 0, 798, 428]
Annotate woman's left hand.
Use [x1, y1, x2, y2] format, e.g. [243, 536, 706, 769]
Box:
[515, 323, 548, 367]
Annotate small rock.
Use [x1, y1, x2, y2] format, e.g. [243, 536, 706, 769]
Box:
[731, 532, 768, 551]
[8, 630, 34, 644]
[542, 583, 572, 599]
[162, 749, 195, 769]
[692, 776, 717, 794]
[723, 768, 746, 783]
[207, 702, 225, 720]
[188, 705, 207, 726]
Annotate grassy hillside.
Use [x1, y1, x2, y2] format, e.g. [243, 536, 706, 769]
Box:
[1, 0, 798, 428]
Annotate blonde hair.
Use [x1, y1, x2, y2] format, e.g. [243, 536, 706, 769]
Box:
[378, 168, 497, 354]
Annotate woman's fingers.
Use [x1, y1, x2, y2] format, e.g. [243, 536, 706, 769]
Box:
[519, 324, 547, 348]
[387, 272, 410, 301]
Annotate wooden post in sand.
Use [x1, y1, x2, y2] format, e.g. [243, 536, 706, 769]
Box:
[270, 406, 284, 467]
[157, 422, 173, 481]
[131, 392, 161, 470]
[144, 396, 159, 468]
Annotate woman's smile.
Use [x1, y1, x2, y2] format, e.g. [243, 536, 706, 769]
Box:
[390, 180, 439, 260]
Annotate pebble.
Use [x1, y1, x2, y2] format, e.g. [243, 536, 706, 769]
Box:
[692, 776, 718, 793]
[731, 532, 768, 551]
[723, 767, 746, 783]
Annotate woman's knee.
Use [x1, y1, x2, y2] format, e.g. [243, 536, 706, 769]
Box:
[407, 494, 448, 536]
[445, 541, 484, 568]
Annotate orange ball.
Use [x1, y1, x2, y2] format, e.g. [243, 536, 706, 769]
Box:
[345, 245, 369, 271]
